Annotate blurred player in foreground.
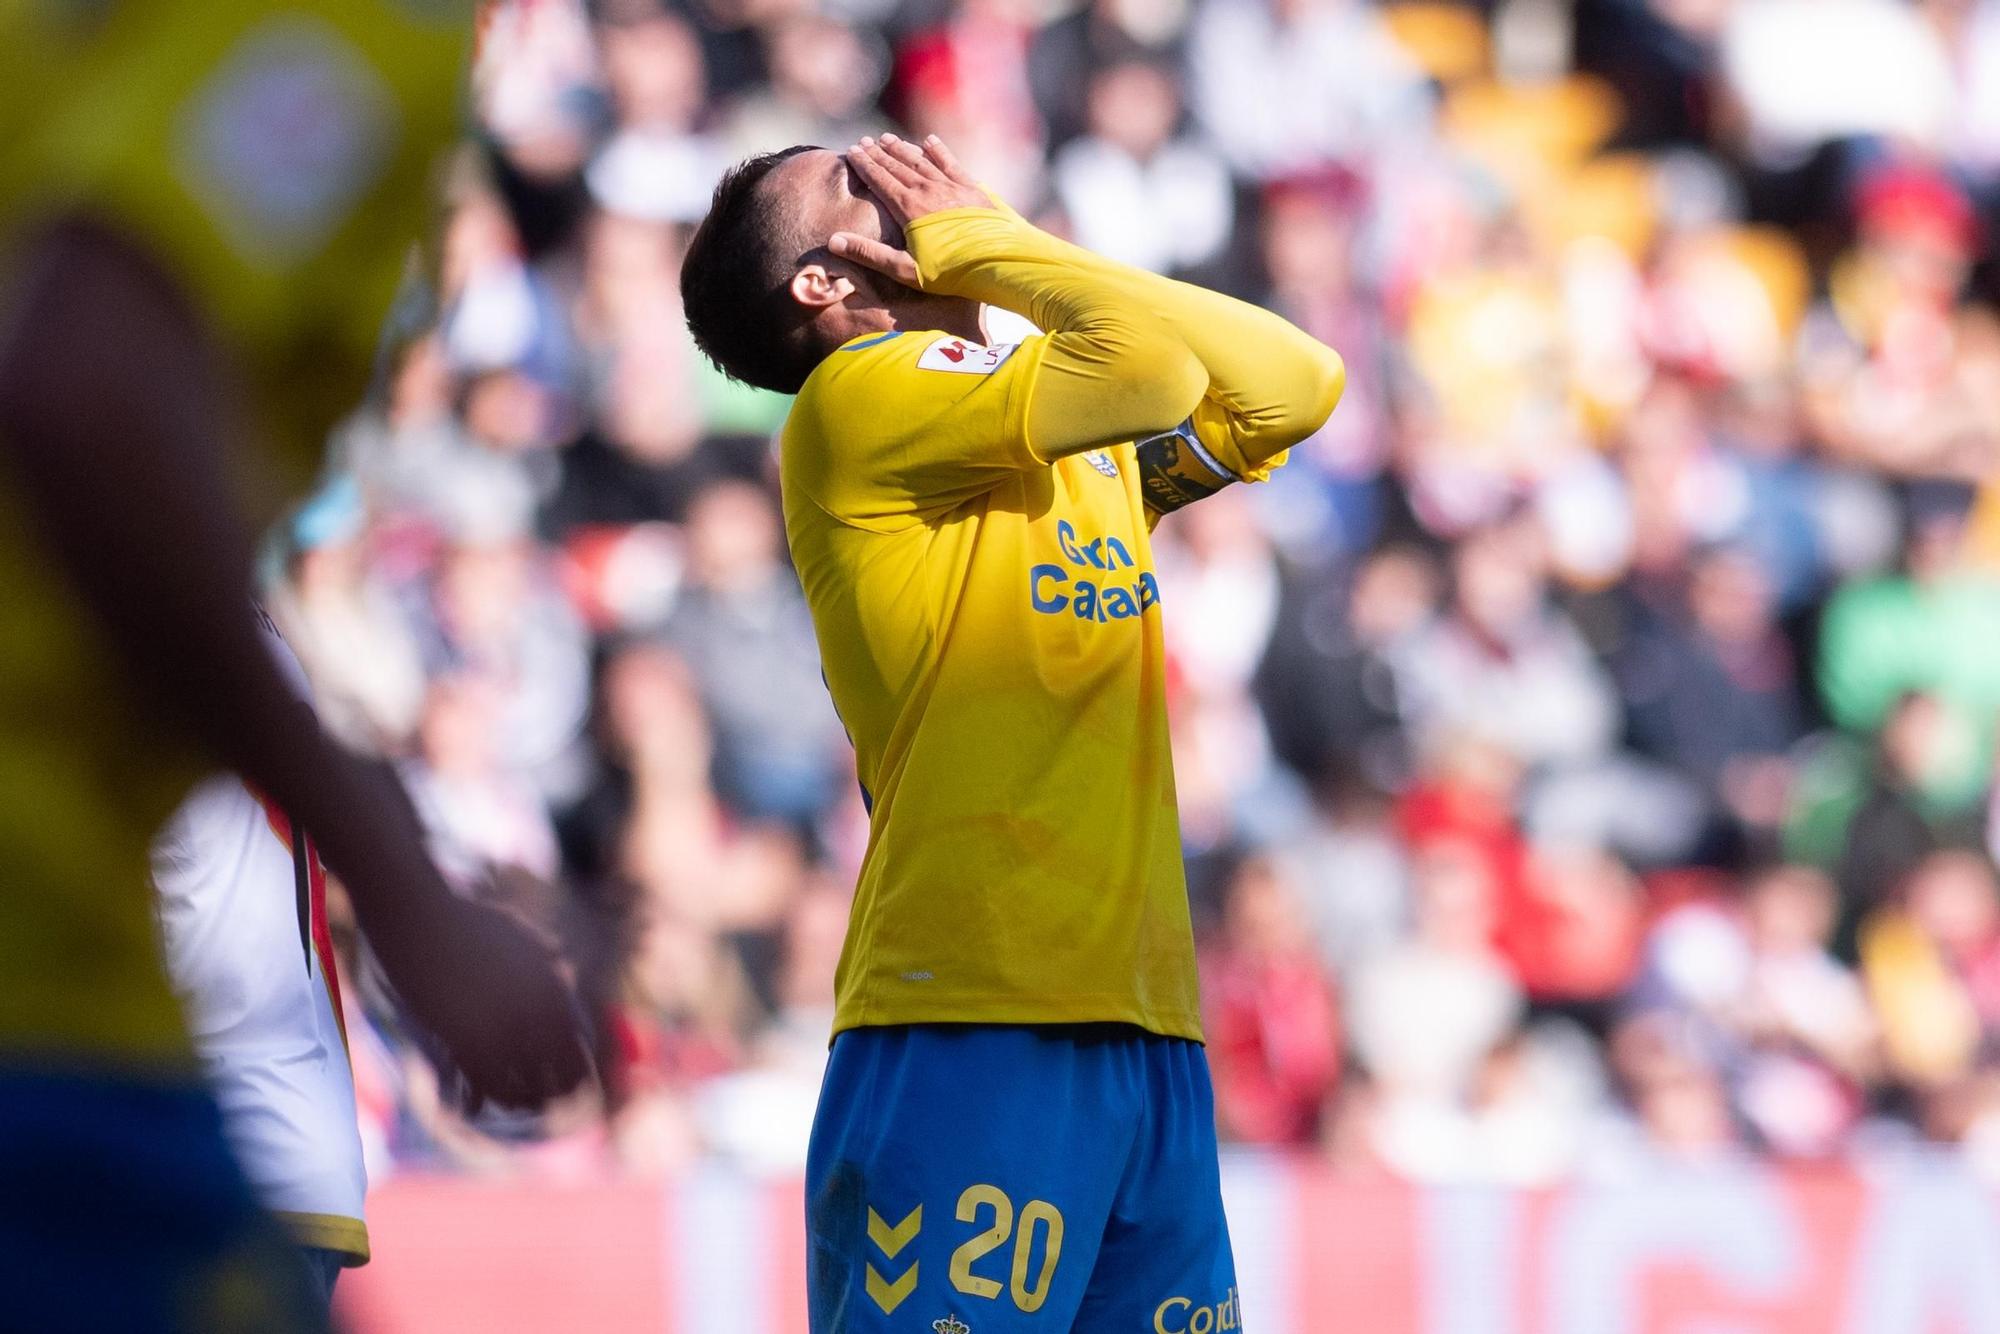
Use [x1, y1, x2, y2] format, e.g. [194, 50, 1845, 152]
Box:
[0, 4, 591, 1330]
[152, 608, 375, 1314]
[682, 134, 1342, 1330]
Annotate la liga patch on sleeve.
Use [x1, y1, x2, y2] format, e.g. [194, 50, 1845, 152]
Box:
[916, 336, 1016, 374]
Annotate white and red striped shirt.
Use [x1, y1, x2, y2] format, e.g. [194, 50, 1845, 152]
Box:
[151, 612, 368, 1262]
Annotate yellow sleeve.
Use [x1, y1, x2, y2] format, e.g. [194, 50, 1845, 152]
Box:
[907, 205, 1344, 514]
[786, 207, 1222, 526]
[1104, 268, 1346, 485]
[782, 328, 1049, 526]
[907, 208, 1209, 463]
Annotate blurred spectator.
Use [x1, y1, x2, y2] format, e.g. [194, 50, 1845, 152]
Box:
[1730, 864, 1876, 1153]
[570, 642, 731, 923]
[1348, 837, 1525, 1169]
[1862, 850, 2000, 1090]
[1029, 0, 1191, 149]
[1202, 856, 1342, 1145]
[663, 481, 848, 826]
[1598, 1011, 1745, 1164]
[1344, 840, 1544, 1176]
[1818, 481, 2000, 807]
[1051, 56, 1234, 276]
[1504, 845, 1645, 1011]
[1615, 543, 1806, 838]
[1162, 490, 1305, 857]
[588, 7, 731, 224]
[474, 0, 603, 178]
[611, 904, 757, 1170]
[417, 529, 593, 789]
[1274, 770, 1410, 982]
[1188, 0, 1431, 179]
[721, 15, 887, 154]
[692, 875, 850, 1173]
[1404, 228, 1580, 503]
[1799, 167, 1992, 471]
[1704, 376, 1832, 613]
[1830, 691, 1989, 918]
[893, 0, 1050, 205]
[1949, 0, 2000, 178]
[1253, 170, 1393, 560]
[1162, 488, 1283, 702]
[1635, 865, 1874, 1156]
[1392, 512, 1620, 771]
[1721, 0, 1953, 165]
[571, 210, 706, 474]
[404, 672, 564, 885]
[1257, 543, 1434, 795]
[440, 181, 578, 392]
[268, 480, 428, 751]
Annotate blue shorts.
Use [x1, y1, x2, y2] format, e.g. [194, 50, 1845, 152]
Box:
[0, 1067, 330, 1334]
[806, 1024, 1241, 1333]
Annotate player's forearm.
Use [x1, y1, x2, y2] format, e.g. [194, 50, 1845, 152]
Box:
[908, 207, 1342, 474]
[0, 219, 458, 955]
[907, 208, 1208, 459]
[1098, 266, 1345, 477]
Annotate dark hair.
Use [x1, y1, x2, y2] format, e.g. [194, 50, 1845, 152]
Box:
[681, 146, 822, 394]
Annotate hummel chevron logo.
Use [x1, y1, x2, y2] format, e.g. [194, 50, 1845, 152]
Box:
[865, 1204, 922, 1314]
[867, 1203, 922, 1256]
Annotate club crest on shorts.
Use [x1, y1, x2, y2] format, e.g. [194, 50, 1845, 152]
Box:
[932, 1317, 971, 1334]
[1083, 449, 1118, 478]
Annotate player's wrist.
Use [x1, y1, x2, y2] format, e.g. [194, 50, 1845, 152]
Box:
[907, 207, 1044, 292]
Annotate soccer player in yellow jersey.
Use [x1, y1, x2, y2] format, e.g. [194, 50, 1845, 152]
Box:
[682, 134, 1342, 1331]
[0, 4, 589, 1329]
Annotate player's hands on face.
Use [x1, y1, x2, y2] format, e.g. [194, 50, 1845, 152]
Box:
[830, 133, 992, 287]
[389, 894, 593, 1112]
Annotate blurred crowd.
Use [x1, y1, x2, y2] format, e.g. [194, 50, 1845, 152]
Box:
[280, 0, 2000, 1184]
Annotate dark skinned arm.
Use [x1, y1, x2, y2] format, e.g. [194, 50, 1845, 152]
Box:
[0, 218, 588, 1109]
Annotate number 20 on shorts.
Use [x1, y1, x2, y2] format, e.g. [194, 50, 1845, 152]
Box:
[948, 1184, 1065, 1313]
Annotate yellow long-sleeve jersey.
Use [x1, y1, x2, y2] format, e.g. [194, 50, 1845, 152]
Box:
[0, 0, 470, 1064]
[782, 206, 1342, 1040]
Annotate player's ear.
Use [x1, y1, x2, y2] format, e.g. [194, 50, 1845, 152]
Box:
[789, 262, 854, 312]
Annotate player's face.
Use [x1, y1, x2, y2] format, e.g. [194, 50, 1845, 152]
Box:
[773, 147, 904, 261]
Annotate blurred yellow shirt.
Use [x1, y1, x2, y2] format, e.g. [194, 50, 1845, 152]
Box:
[0, 0, 470, 1063]
[784, 326, 1204, 1041]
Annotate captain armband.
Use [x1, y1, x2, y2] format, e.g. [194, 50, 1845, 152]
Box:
[1135, 418, 1236, 518]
